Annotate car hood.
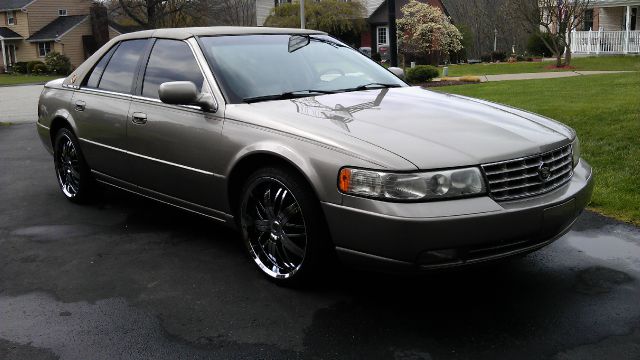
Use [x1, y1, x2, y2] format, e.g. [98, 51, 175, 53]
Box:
[226, 87, 574, 169]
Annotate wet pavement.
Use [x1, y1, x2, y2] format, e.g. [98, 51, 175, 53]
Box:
[1, 123, 639, 360]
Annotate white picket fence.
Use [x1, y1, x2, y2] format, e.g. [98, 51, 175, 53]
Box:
[571, 30, 640, 54]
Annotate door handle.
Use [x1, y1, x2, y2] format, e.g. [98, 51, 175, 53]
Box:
[74, 100, 86, 112]
[131, 112, 147, 125]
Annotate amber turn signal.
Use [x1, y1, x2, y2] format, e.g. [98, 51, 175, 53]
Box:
[338, 168, 352, 193]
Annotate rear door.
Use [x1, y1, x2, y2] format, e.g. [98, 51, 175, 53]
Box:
[71, 39, 150, 182]
[126, 38, 225, 209]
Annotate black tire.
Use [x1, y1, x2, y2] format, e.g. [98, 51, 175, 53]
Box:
[53, 128, 95, 203]
[238, 166, 331, 286]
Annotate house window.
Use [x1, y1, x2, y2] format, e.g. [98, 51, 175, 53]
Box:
[38, 42, 52, 57]
[377, 26, 388, 45]
[7, 11, 15, 25]
[274, 0, 291, 6]
[58, 9, 68, 16]
[583, 9, 593, 31]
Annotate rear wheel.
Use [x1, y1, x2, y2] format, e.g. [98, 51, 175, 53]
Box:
[239, 167, 330, 286]
[53, 128, 95, 203]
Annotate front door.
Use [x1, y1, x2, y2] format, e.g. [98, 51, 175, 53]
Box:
[2, 43, 16, 67]
[126, 38, 225, 209]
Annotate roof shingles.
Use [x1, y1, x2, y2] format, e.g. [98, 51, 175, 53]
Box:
[0, 26, 23, 39]
[0, 0, 32, 11]
[27, 15, 88, 42]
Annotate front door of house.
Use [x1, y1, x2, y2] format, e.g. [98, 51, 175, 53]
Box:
[3, 44, 16, 67]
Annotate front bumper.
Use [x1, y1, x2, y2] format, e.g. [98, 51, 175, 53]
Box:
[322, 159, 594, 271]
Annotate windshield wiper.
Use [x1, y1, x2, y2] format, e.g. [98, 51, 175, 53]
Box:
[339, 83, 403, 93]
[243, 89, 337, 103]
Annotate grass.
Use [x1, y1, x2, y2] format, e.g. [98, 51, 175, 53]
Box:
[434, 73, 640, 226]
[0, 74, 60, 86]
[445, 56, 640, 77]
[0, 122, 13, 126]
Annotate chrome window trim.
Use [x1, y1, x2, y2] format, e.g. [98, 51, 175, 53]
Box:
[79, 137, 225, 178]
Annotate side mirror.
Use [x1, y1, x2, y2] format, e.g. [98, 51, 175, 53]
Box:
[388, 67, 405, 80]
[158, 81, 217, 112]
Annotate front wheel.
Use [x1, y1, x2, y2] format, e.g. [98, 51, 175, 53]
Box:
[239, 167, 331, 286]
[53, 128, 95, 203]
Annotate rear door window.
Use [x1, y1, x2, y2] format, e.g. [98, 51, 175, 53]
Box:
[141, 39, 205, 99]
[98, 39, 148, 94]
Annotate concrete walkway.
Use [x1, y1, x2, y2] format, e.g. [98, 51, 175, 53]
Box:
[0, 85, 42, 124]
[437, 70, 633, 83]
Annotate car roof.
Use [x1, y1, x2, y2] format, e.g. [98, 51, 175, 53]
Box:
[117, 26, 325, 41]
[63, 26, 326, 88]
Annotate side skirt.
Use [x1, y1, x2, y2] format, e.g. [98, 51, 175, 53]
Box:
[92, 170, 237, 229]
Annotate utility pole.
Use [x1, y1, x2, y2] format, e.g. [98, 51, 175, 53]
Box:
[300, 0, 306, 29]
[387, 0, 398, 66]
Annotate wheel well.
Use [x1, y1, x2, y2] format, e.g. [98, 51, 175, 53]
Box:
[49, 117, 72, 146]
[227, 153, 319, 217]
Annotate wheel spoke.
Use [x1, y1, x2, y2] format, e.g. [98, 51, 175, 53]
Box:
[279, 202, 300, 225]
[281, 233, 304, 258]
[254, 219, 270, 232]
[262, 187, 275, 219]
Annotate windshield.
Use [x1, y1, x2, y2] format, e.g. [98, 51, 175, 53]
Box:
[199, 35, 406, 103]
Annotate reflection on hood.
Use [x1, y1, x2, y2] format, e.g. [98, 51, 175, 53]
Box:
[290, 89, 389, 132]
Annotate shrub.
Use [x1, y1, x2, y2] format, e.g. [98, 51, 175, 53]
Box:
[12, 62, 28, 74]
[27, 60, 45, 74]
[527, 33, 553, 57]
[516, 55, 525, 62]
[405, 65, 439, 83]
[491, 51, 507, 62]
[480, 53, 492, 63]
[32, 63, 49, 75]
[372, 52, 382, 62]
[44, 52, 72, 75]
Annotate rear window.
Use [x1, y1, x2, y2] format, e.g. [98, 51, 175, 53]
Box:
[97, 39, 148, 94]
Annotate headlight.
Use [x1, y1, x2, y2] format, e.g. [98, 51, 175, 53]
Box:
[338, 167, 486, 201]
[572, 136, 581, 167]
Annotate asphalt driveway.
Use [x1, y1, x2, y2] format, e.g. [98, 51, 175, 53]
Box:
[1, 123, 639, 360]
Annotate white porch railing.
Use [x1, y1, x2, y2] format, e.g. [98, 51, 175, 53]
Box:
[571, 30, 640, 54]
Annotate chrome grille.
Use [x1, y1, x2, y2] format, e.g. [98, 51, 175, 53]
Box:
[482, 144, 573, 201]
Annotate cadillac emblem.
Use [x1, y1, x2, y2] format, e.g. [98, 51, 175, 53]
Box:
[538, 163, 551, 182]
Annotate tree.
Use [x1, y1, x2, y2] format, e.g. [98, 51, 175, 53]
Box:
[508, 0, 592, 67]
[396, 0, 463, 63]
[115, 0, 202, 28]
[264, 0, 366, 45]
[206, 0, 256, 26]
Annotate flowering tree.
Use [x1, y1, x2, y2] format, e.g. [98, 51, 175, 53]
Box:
[397, 0, 463, 62]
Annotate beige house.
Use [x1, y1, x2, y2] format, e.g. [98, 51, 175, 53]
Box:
[1, 0, 117, 72]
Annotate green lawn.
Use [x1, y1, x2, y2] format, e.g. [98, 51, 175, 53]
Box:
[434, 73, 640, 226]
[0, 74, 61, 86]
[445, 56, 640, 76]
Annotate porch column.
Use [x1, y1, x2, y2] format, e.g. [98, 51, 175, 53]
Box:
[625, 5, 631, 53]
[1, 39, 7, 73]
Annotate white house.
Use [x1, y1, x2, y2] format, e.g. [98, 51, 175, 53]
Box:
[571, 0, 640, 54]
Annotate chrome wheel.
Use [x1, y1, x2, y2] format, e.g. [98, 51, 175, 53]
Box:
[55, 133, 81, 198]
[240, 177, 308, 279]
